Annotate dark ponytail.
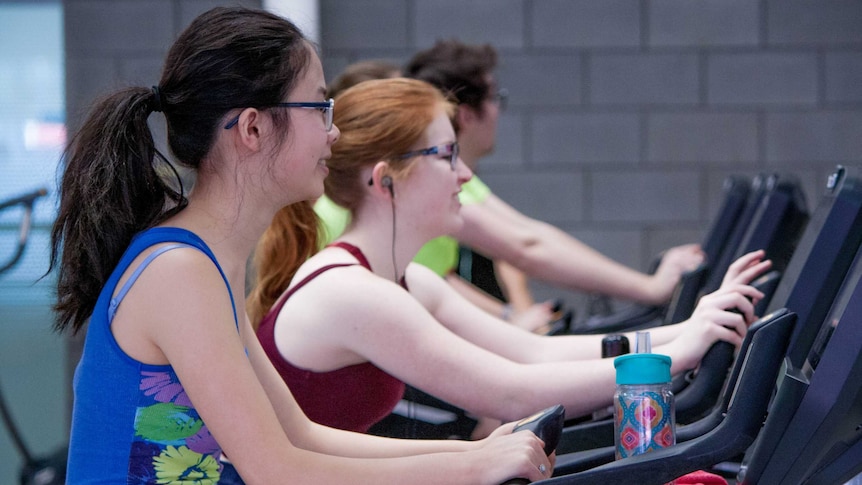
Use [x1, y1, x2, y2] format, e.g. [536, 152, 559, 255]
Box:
[51, 88, 184, 334]
[50, 7, 311, 333]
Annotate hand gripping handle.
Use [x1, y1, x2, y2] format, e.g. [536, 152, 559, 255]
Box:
[501, 404, 566, 484]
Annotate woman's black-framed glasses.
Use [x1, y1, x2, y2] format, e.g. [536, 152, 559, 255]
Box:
[223, 98, 335, 131]
[398, 142, 459, 171]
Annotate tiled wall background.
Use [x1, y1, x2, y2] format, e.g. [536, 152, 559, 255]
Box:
[318, 0, 862, 307]
[64, 0, 262, 127]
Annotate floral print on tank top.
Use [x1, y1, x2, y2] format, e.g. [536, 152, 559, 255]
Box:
[127, 369, 222, 484]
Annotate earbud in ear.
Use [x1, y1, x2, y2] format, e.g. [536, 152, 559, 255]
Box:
[381, 175, 394, 196]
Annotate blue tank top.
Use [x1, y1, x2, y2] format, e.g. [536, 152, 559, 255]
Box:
[66, 227, 237, 484]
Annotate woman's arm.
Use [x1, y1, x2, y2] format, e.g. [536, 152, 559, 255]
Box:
[412, 250, 768, 374]
[410, 262, 608, 362]
[457, 194, 704, 306]
[131, 250, 548, 485]
[444, 270, 552, 332]
[444, 271, 509, 318]
[494, 260, 535, 312]
[244, 311, 487, 458]
[280, 264, 635, 420]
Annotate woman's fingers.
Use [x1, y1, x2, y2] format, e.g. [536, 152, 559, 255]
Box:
[665, 244, 706, 272]
[711, 317, 746, 347]
[701, 286, 759, 325]
[481, 428, 552, 484]
[735, 259, 773, 286]
[723, 250, 771, 286]
[519, 432, 552, 482]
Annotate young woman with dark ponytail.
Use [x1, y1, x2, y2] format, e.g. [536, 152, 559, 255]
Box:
[51, 7, 550, 484]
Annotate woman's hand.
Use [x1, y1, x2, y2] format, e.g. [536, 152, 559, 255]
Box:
[482, 420, 517, 439]
[509, 300, 557, 334]
[720, 250, 773, 297]
[666, 281, 765, 372]
[475, 422, 553, 484]
[648, 244, 706, 305]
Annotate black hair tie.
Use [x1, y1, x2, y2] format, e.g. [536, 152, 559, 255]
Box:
[151, 86, 164, 113]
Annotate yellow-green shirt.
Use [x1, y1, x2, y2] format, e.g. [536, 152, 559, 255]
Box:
[315, 194, 351, 246]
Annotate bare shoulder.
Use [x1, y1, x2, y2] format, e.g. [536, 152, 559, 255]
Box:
[279, 250, 433, 335]
[273, 256, 428, 369]
[111, 244, 239, 364]
[289, 260, 413, 313]
[125, 244, 229, 298]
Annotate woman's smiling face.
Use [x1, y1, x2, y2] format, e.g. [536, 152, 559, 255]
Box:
[272, 46, 340, 205]
[396, 105, 473, 240]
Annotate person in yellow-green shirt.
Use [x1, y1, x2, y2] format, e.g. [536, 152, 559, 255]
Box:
[402, 40, 706, 315]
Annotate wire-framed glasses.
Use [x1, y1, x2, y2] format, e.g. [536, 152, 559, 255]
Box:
[397, 142, 459, 171]
[223, 98, 335, 131]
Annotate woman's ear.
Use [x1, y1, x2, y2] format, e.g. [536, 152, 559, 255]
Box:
[369, 161, 395, 198]
[455, 104, 479, 131]
[234, 108, 264, 152]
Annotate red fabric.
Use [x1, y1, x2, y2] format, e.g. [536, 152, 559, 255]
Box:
[674, 470, 728, 484]
[256, 245, 406, 433]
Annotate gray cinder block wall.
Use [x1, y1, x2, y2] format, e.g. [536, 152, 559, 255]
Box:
[64, 0, 262, 134]
[319, 0, 862, 308]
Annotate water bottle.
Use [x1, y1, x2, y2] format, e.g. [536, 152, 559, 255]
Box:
[613, 332, 676, 461]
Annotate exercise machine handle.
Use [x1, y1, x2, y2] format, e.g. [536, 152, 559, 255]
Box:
[502, 404, 566, 484]
[0, 187, 48, 276]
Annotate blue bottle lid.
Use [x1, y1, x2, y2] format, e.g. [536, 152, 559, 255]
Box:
[614, 353, 672, 385]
